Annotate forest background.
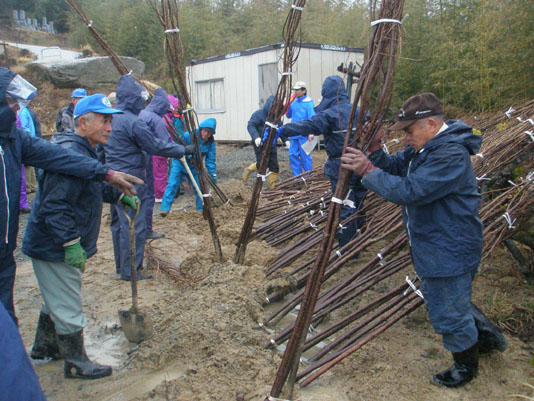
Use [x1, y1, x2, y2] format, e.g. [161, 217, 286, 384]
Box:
[6, 0, 534, 112]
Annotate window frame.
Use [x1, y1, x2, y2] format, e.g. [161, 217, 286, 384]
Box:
[195, 78, 226, 114]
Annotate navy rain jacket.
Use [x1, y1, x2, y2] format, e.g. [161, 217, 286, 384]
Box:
[282, 75, 359, 159]
[139, 88, 171, 142]
[365, 120, 483, 278]
[22, 132, 120, 262]
[0, 68, 108, 259]
[104, 75, 185, 180]
[247, 96, 286, 141]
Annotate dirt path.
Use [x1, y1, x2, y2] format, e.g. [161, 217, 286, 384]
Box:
[14, 149, 534, 401]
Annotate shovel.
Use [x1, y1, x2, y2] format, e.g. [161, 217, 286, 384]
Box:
[118, 200, 153, 343]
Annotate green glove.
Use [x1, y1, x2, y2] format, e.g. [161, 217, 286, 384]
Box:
[65, 241, 87, 273]
[121, 195, 140, 210]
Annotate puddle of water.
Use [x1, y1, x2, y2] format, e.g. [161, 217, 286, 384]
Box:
[103, 366, 186, 401]
[84, 321, 130, 367]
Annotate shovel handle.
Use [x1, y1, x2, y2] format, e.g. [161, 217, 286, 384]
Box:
[121, 200, 141, 311]
[180, 158, 204, 202]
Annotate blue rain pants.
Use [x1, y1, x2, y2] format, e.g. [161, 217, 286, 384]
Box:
[419, 269, 479, 352]
[161, 158, 202, 212]
[110, 183, 149, 280]
[289, 136, 313, 176]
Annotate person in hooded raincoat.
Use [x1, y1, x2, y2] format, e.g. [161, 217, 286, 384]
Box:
[139, 88, 172, 240]
[160, 115, 216, 214]
[341, 93, 507, 388]
[265, 76, 366, 249]
[0, 68, 141, 324]
[242, 96, 287, 189]
[104, 75, 195, 281]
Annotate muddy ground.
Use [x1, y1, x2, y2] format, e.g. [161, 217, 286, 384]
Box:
[13, 145, 533, 401]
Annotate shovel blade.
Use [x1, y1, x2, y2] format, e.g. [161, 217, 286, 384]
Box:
[118, 310, 153, 343]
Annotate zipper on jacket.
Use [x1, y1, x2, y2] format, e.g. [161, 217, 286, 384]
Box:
[0, 146, 9, 244]
[405, 159, 413, 246]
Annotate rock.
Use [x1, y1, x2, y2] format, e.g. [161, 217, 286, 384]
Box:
[26, 56, 145, 88]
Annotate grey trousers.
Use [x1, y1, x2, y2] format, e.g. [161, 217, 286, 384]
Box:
[31, 258, 87, 335]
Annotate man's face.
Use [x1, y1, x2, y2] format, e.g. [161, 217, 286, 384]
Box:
[293, 88, 305, 97]
[404, 118, 439, 151]
[72, 97, 83, 107]
[81, 113, 113, 147]
[200, 128, 212, 141]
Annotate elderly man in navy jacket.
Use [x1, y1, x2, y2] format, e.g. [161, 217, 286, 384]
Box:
[341, 93, 507, 388]
[23, 94, 140, 380]
[105, 75, 195, 281]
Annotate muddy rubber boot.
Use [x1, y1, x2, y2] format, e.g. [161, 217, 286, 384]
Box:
[471, 303, 508, 353]
[57, 330, 112, 380]
[433, 343, 478, 388]
[146, 231, 165, 240]
[31, 312, 61, 360]
[242, 163, 257, 182]
[268, 172, 279, 190]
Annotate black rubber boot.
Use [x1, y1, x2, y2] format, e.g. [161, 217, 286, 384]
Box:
[31, 312, 61, 360]
[433, 343, 479, 388]
[57, 330, 112, 380]
[471, 303, 508, 353]
[146, 231, 165, 240]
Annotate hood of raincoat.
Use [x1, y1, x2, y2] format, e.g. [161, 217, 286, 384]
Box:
[260, 96, 275, 120]
[314, 75, 349, 113]
[199, 118, 216, 134]
[145, 88, 170, 117]
[0, 68, 17, 134]
[423, 120, 482, 156]
[115, 74, 148, 115]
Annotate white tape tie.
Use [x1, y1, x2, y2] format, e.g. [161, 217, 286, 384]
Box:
[476, 174, 491, 181]
[268, 396, 291, 401]
[382, 143, 390, 155]
[356, 228, 362, 235]
[524, 130, 534, 143]
[265, 121, 278, 129]
[528, 119, 534, 126]
[476, 153, 484, 159]
[202, 191, 212, 198]
[289, 195, 295, 200]
[301, 177, 307, 186]
[517, 117, 525, 123]
[403, 276, 424, 299]
[319, 210, 325, 216]
[183, 107, 194, 113]
[309, 223, 318, 231]
[164, 28, 180, 34]
[87, 20, 93, 28]
[505, 106, 515, 118]
[338, 223, 346, 233]
[310, 210, 315, 215]
[377, 252, 385, 266]
[270, 339, 278, 347]
[392, 138, 400, 143]
[281, 72, 293, 76]
[371, 18, 402, 26]
[331, 196, 343, 205]
[308, 324, 315, 334]
[342, 189, 356, 209]
[527, 171, 534, 182]
[287, 200, 292, 205]
[336, 250, 342, 258]
[502, 212, 516, 229]
[257, 172, 271, 182]
[507, 180, 517, 187]
[291, 4, 304, 11]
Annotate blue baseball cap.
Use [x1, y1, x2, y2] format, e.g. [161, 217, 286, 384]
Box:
[71, 88, 87, 98]
[74, 94, 123, 119]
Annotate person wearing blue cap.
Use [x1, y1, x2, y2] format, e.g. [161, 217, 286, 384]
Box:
[22, 93, 140, 380]
[56, 87, 87, 132]
[105, 75, 196, 281]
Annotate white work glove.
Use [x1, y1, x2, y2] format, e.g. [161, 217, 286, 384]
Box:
[285, 141, 290, 149]
[255, 137, 261, 147]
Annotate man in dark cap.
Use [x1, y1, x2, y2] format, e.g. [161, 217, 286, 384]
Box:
[341, 93, 507, 388]
[56, 87, 87, 132]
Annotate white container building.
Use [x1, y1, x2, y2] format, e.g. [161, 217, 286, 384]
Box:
[186, 43, 364, 143]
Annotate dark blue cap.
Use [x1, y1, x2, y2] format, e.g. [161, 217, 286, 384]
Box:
[71, 88, 87, 98]
[74, 94, 123, 119]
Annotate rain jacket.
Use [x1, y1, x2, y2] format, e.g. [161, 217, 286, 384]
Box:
[282, 76, 358, 159]
[104, 75, 185, 180]
[139, 88, 171, 142]
[247, 96, 285, 141]
[0, 68, 108, 259]
[198, 118, 217, 179]
[286, 95, 315, 123]
[365, 120, 483, 278]
[56, 103, 75, 132]
[22, 132, 120, 262]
